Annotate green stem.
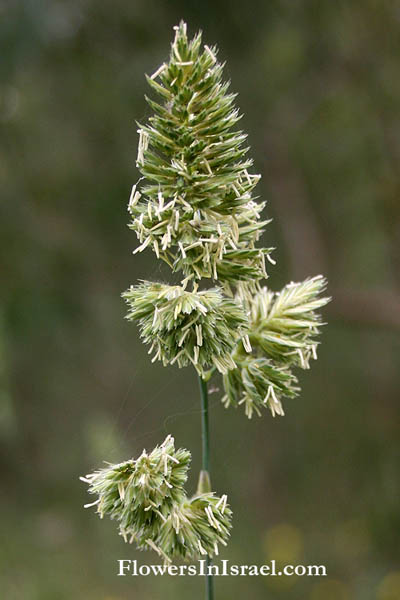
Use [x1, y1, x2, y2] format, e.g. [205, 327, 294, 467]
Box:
[197, 374, 215, 600]
[198, 375, 210, 472]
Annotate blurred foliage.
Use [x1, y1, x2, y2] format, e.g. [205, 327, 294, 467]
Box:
[1, 0, 400, 599]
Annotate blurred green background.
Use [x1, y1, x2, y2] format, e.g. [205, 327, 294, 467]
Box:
[1, 1, 400, 599]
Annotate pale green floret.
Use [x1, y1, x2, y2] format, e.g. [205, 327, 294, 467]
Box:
[122, 281, 248, 375]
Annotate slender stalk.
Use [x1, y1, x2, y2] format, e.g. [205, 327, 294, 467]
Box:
[198, 375, 210, 472]
[198, 374, 215, 600]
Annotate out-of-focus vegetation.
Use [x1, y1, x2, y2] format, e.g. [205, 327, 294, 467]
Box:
[1, 1, 399, 599]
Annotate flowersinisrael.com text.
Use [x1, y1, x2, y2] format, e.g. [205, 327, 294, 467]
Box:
[117, 559, 327, 578]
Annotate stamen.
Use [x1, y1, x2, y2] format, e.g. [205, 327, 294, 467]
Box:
[204, 45, 217, 63]
[198, 540, 208, 556]
[150, 63, 167, 80]
[179, 241, 186, 258]
[193, 346, 199, 364]
[242, 335, 252, 353]
[133, 236, 151, 254]
[84, 500, 99, 509]
[118, 482, 125, 500]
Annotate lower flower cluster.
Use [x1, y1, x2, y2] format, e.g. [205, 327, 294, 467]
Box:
[81, 436, 231, 562]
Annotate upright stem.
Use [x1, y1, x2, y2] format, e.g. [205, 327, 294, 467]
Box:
[197, 374, 215, 600]
[198, 375, 210, 472]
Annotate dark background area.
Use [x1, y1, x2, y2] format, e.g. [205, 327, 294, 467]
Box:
[1, 1, 400, 599]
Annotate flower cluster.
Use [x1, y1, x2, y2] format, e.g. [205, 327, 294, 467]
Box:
[122, 281, 248, 375]
[81, 436, 231, 561]
[128, 21, 272, 286]
[223, 276, 330, 418]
